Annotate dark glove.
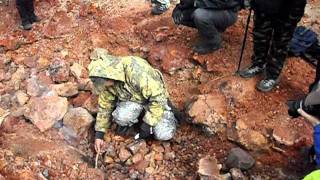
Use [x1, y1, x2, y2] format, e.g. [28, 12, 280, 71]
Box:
[287, 99, 303, 118]
[138, 122, 153, 139]
[172, 6, 184, 25]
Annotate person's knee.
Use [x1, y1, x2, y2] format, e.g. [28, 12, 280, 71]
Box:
[112, 101, 143, 126]
[154, 128, 175, 141]
[192, 9, 209, 24]
[153, 112, 177, 141]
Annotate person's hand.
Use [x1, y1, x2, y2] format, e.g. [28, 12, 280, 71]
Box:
[172, 7, 183, 25]
[95, 138, 104, 153]
[287, 100, 303, 118]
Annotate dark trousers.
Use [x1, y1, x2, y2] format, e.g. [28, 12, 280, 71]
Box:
[252, 0, 306, 79]
[16, 0, 35, 24]
[179, 8, 238, 39]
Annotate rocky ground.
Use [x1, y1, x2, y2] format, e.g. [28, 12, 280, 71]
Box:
[0, 0, 320, 179]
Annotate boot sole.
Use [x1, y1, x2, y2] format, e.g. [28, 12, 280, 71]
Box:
[238, 71, 263, 79]
[256, 79, 280, 92]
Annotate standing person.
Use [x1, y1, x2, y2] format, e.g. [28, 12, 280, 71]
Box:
[16, 0, 40, 30]
[151, 0, 170, 15]
[88, 48, 177, 153]
[239, 0, 307, 92]
[172, 0, 245, 54]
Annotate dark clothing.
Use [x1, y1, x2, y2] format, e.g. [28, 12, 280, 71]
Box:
[194, 0, 242, 10]
[251, 0, 285, 15]
[173, 0, 239, 40]
[16, 0, 36, 24]
[251, 0, 306, 79]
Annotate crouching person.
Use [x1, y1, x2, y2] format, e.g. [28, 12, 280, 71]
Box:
[172, 0, 245, 54]
[88, 48, 177, 152]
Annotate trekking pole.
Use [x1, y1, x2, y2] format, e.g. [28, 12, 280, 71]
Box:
[236, 8, 253, 73]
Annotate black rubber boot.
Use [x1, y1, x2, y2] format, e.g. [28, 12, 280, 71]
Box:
[193, 35, 222, 54]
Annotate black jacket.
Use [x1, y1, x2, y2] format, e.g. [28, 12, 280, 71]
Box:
[252, 0, 307, 15]
[177, 0, 242, 10]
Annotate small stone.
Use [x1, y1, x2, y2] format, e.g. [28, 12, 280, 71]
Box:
[104, 155, 114, 164]
[15, 90, 29, 105]
[230, 168, 246, 180]
[63, 107, 94, 137]
[198, 156, 222, 179]
[71, 92, 91, 107]
[164, 152, 175, 160]
[145, 167, 155, 175]
[152, 144, 164, 153]
[119, 147, 132, 162]
[24, 95, 68, 132]
[78, 78, 93, 91]
[48, 59, 70, 83]
[52, 82, 79, 97]
[14, 156, 25, 166]
[10, 107, 25, 117]
[26, 77, 51, 97]
[154, 153, 163, 161]
[221, 173, 232, 180]
[225, 148, 255, 171]
[37, 57, 50, 70]
[0, 69, 5, 81]
[272, 123, 297, 146]
[83, 95, 98, 114]
[70, 63, 84, 79]
[127, 140, 148, 155]
[132, 153, 143, 164]
[132, 160, 149, 173]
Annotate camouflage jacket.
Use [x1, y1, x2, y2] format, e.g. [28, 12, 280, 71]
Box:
[88, 48, 169, 134]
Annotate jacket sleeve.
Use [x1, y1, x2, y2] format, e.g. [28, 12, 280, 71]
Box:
[139, 76, 168, 127]
[95, 90, 116, 138]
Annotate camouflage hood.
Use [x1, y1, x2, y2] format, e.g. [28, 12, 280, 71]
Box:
[88, 48, 125, 82]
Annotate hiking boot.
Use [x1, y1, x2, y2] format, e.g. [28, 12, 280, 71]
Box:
[256, 78, 280, 92]
[193, 36, 222, 54]
[151, 4, 169, 15]
[21, 21, 32, 30]
[30, 15, 41, 23]
[239, 64, 265, 78]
